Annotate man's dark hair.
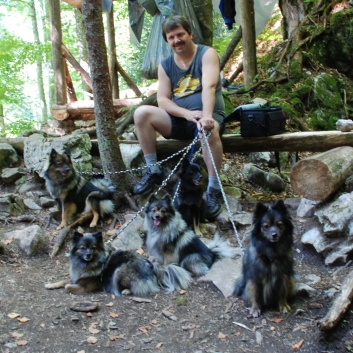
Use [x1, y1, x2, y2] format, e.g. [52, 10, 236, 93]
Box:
[161, 15, 192, 42]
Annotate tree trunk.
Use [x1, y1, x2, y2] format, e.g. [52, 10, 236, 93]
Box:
[106, 10, 119, 99]
[31, 0, 48, 122]
[81, 0, 131, 206]
[0, 105, 5, 137]
[49, 0, 67, 105]
[290, 146, 353, 201]
[74, 8, 92, 98]
[239, 0, 257, 87]
[220, 26, 242, 71]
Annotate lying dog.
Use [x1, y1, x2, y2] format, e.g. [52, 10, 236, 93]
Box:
[174, 157, 205, 235]
[45, 231, 191, 295]
[45, 232, 160, 296]
[43, 148, 115, 229]
[144, 194, 236, 278]
[233, 200, 296, 317]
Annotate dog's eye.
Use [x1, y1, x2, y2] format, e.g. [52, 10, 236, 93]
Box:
[79, 245, 86, 250]
[276, 221, 284, 227]
[91, 245, 96, 250]
[262, 224, 269, 230]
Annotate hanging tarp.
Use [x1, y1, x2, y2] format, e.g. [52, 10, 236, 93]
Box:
[128, 0, 145, 44]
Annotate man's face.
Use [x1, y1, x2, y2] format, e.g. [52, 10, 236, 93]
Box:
[165, 25, 193, 54]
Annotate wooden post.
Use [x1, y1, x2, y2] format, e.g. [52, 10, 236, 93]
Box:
[49, 0, 67, 105]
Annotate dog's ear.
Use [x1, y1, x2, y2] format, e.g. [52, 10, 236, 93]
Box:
[148, 194, 158, 203]
[161, 193, 172, 204]
[180, 158, 190, 174]
[271, 200, 289, 217]
[92, 231, 103, 244]
[73, 231, 83, 243]
[49, 149, 58, 160]
[253, 202, 269, 221]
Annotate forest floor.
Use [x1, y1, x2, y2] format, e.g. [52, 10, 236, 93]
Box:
[1, 152, 353, 353]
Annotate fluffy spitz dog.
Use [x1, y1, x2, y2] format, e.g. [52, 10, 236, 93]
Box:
[45, 231, 189, 296]
[233, 200, 296, 317]
[174, 158, 205, 235]
[43, 148, 115, 229]
[144, 194, 235, 278]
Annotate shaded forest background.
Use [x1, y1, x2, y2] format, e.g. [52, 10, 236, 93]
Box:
[0, 0, 352, 138]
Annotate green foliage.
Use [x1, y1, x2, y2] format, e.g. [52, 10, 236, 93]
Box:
[5, 116, 36, 136]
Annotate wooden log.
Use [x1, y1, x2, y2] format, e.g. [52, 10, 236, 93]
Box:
[290, 146, 353, 201]
[52, 98, 141, 120]
[3, 131, 353, 156]
[317, 270, 353, 332]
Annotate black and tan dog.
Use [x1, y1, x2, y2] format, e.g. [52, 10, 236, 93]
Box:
[174, 157, 205, 235]
[144, 194, 236, 279]
[45, 231, 165, 297]
[233, 200, 296, 317]
[43, 148, 115, 229]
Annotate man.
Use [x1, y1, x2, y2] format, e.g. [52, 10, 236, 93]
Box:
[133, 15, 226, 220]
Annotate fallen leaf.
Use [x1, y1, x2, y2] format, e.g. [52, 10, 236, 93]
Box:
[270, 317, 284, 323]
[8, 313, 21, 319]
[151, 319, 159, 325]
[218, 332, 227, 339]
[292, 339, 304, 350]
[105, 302, 114, 307]
[232, 322, 252, 331]
[109, 312, 119, 318]
[89, 327, 100, 334]
[15, 340, 28, 346]
[11, 332, 23, 339]
[77, 350, 85, 353]
[4, 239, 13, 245]
[40, 323, 45, 328]
[131, 297, 152, 303]
[270, 326, 276, 331]
[139, 326, 152, 333]
[156, 342, 163, 349]
[17, 317, 30, 323]
[255, 330, 263, 345]
[110, 334, 125, 341]
[87, 336, 98, 344]
[179, 290, 186, 295]
[86, 313, 93, 317]
[136, 248, 144, 255]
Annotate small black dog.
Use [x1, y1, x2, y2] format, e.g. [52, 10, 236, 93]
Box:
[233, 200, 296, 317]
[174, 157, 205, 235]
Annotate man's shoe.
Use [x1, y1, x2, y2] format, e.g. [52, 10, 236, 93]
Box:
[133, 171, 163, 195]
[205, 187, 223, 220]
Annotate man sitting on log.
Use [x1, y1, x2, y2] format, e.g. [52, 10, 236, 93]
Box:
[132, 15, 226, 220]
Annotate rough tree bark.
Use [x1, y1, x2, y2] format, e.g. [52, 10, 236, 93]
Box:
[239, 0, 257, 87]
[81, 0, 131, 206]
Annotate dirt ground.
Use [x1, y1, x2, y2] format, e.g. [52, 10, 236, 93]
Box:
[1, 153, 353, 353]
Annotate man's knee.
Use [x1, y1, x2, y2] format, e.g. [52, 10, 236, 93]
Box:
[133, 105, 150, 124]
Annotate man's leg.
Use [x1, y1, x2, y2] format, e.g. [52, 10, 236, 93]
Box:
[132, 105, 172, 194]
[201, 123, 224, 219]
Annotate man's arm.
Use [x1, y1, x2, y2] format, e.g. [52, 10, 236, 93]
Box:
[157, 64, 203, 123]
[199, 47, 221, 129]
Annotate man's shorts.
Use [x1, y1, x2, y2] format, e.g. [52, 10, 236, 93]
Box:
[168, 113, 225, 140]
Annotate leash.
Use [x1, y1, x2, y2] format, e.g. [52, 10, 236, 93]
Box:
[199, 125, 244, 253]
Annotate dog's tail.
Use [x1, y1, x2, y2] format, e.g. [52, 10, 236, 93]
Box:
[160, 264, 193, 292]
[88, 178, 115, 216]
[232, 276, 245, 297]
[207, 232, 237, 260]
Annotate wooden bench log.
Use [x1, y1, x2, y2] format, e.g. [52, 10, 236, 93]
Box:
[2, 131, 353, 156]
[52, 98, 141, 121]
[290, 146, 353, 201]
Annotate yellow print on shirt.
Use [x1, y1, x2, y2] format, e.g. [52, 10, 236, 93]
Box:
[173, 75, 200, 97]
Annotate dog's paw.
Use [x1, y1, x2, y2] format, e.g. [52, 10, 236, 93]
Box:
[280, 303, 291, 314]
[249, 306, 261, 318]
[121, 289, 131, 296]
[45, 279, 69, 289]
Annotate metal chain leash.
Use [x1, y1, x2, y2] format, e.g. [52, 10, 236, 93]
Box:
[199, 126, 244, 253]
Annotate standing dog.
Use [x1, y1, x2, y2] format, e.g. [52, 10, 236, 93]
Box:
[174, 157, 205, 235]
[45, 232, 169, 297]
[43, 148, 115, 229]
[144, 194, 235, 279]
[233, 200, 296, 317]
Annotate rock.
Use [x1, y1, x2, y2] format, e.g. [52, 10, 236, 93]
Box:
[0, 193, 25, 217]
[3, 225, 49, 255]
[1, 167, 26, 183]
[0, 143, 19, 172]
